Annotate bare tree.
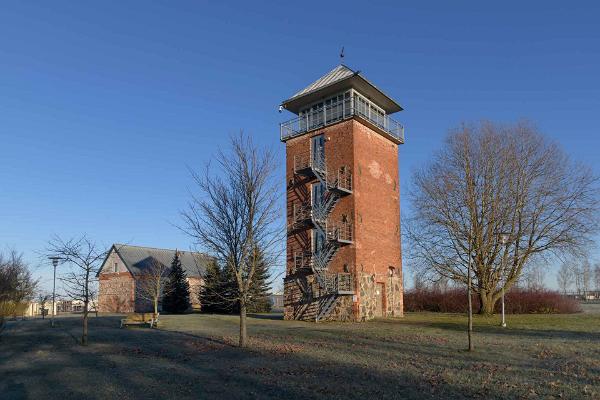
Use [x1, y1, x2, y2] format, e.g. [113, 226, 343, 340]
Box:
[46, 235, 106, 345]
[37, 293, 50, 319]
[0, 251, 37, 332]
[181, 133, 283, 347]
[522, 263, 545, 291]
[571, 261, 584, 296]
[594, 262, 600, 292]
[136, 257, 170, 318]
[407, 121, 599, 314]
[582, 258, 592, 298]
[557, 262, 573, 294]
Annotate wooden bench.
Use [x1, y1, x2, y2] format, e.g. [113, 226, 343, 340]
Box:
[120, 313, 159, 329]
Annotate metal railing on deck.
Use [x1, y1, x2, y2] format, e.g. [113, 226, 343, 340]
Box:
[332, 167, 352, 192]
[281, 97, 404, 143]
[294, 152, 325, 175]
[291, 203, 312, 227]
[293, 251, 312, 274]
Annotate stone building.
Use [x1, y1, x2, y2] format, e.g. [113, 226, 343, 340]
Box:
[97, 244, 211, 313]
[280, 65, 404, 321]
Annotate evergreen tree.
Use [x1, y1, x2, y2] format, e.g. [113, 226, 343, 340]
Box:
[225, 247, 272, 314]
[199, 249, 272, 314]
[162, 251, 190, 314]
[247, 250, 272, 313]
[198, 260, 224, 313]
[220, 261, 240, 314]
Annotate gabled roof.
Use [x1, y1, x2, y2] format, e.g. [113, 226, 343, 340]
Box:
[98, 244, 212, 278]
[281, 64, 403, 115]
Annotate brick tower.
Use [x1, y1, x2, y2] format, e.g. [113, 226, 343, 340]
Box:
[281, 65, 404, 322]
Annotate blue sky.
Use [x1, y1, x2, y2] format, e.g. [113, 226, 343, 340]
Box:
[1, 1, 599, 291]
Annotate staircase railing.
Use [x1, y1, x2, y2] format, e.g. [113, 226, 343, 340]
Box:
[327, 221, 353, 243]
[330, 167, 353, 193]
[292, 251, 312, 274]
[291, 147, 355, 321]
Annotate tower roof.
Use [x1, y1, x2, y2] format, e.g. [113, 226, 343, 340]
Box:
[281, 65, 403, 115]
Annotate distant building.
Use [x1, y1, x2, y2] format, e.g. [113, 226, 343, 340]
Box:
[281, 65, 404, 322]
[97, 244, 212, 313]
[565, 291, 600, 301]
[56, 299, 74, 313]
[23, 301, 56, 318]
[269, 292, 284, 311]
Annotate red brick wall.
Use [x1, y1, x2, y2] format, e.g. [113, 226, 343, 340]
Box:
[351, 120, 403, 317]
[284, 117, 403, 320]
[285, 120, 357, 275]
[99, 270, 203, 313]
[98, 272, 136, 313]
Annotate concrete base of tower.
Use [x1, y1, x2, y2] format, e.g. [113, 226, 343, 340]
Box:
[283, 272, 403, 322]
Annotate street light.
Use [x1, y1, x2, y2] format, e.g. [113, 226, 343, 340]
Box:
[48, 256, 62, 327]
[498, 233, 511, 328]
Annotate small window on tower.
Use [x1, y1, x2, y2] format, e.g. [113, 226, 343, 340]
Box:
[388, 266, 396, 277]
[114, 262, 118, 273]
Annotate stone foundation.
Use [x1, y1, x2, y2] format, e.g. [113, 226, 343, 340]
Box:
[283, 274, 355, 322]
[358, 272, 403, 321]
[284, 271, 402, 322]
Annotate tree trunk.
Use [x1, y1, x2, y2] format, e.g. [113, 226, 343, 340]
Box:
[154, 298, 159, 320]
[82, 301, 88, 346]
[478, 291, 496, 315]
[239, 301, 247, 348]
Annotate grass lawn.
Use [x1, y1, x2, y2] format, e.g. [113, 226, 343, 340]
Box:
[1, 312, 599, 400]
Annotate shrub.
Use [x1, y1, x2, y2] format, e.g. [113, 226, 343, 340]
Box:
[404, 288, 581, 314]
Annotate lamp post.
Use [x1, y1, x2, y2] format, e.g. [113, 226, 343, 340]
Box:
[498, 233, 511, 328]
[48, 256, 61, 327]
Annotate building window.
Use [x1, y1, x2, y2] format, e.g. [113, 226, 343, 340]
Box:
[114, 262, 118, 273]
[388, 266, 396, 277]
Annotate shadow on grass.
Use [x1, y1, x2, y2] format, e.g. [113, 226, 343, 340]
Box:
[396, 318, 600, 341]
[0, 316, 537, 400]
[247, 313, 284, 320]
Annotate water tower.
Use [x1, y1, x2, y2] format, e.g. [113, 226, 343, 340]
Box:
[280, 65, 404, 321]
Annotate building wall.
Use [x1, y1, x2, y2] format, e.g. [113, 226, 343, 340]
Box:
[98, 273, 136, 313]
[188, 277, 203, 310]
[283, 274, 354, 321]
[100, 249, 129, 274]
[357, 273, 403, 320]
[285, 119, 356, 276]
[352, 120, 403, 319]
[23, 301, 58, 317]
[284, 117, 403, 321]
[98, 248, 204, 313]
[98, 249, 136, 313]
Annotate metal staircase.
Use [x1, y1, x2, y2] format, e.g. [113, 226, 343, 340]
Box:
[291, 149, 354, 321]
